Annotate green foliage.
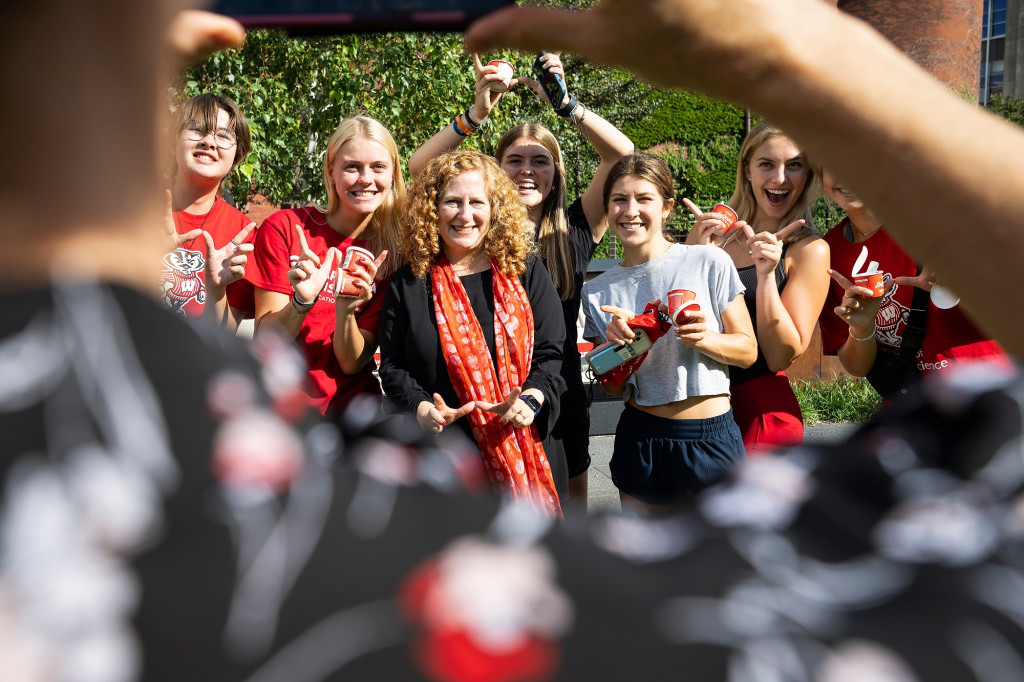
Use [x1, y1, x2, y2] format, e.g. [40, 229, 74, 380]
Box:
[792, 376, 881, 424]
[815, 197, 845, 237]
[173, 23, 657, 212]
[621, 91, 746, 150]
[172, 0, 753, 249]
[988, 94, 1024, 128]
[175, 30, 508, 206]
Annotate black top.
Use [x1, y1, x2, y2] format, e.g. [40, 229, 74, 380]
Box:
[378, 257, 566, 439]
[549, 197, 599, 360]
[730, 243, 790, 385]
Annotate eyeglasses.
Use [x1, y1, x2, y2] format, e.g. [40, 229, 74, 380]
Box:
[183, 125, 237, 149]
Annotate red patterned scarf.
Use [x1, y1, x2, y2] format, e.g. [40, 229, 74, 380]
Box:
[431, 257, 561, 517]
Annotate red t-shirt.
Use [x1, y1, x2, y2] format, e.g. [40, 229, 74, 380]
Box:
[250, 206, 384, 414]
[819, 222, 1006, 373]
[161, 197, 256, 318]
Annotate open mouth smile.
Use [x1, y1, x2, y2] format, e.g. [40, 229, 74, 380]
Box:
[764, 188, 791, 208]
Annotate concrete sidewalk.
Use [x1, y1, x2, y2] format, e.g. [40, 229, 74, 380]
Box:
[583, 422, 860, 513]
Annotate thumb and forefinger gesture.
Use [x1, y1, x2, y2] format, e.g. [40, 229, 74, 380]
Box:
[203, 221, 255, 291]
[417, 393, 476, 434]
[682, 199, 739, 246]
[163, 190, 203, 251]
[472, 52, 517, 119]
[288, 224, 337, 305]
[828, 268, 890, 334]
[743, 219, 804, 274]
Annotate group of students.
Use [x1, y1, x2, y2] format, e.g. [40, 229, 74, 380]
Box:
[165, 53, 1006, 516]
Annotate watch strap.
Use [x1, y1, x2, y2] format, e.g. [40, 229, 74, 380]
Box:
[519, 393, 543, 414]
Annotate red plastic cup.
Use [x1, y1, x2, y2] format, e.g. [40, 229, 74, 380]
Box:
[337, 246, 376, 298]
[712, 203, 739, 235]
[487, 59, 514, 92]
[667, 289, 701, 325]
[852, 272, 884, 298]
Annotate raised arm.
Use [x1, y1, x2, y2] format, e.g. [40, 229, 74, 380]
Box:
[466, 0, 1024, 355]
[520, 52, 634, 239]
[407, 54, 517, 178]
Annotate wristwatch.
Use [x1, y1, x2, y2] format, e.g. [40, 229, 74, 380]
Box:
[519, 393, 543, 415]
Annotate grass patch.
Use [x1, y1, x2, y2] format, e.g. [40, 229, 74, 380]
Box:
[792, 376, 881, 425]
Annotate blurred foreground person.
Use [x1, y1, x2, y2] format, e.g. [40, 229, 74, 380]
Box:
[4, 2, 1024, 681]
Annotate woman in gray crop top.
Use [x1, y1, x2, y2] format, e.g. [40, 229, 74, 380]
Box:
[683, 122, 831, 454]
[582, 153, 757, 512]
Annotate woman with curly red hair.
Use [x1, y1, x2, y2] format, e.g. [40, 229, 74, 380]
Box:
[408, 52, 634, 504]
[379, 150, 567, 515]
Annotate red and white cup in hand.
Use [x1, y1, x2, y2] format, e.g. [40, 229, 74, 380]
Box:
[712, 203, 739, 236]
[487, 59, 514, 92]
[667, 289, 701, 325]
[337, 246, 377, 298]
[852, 272, 885, 298]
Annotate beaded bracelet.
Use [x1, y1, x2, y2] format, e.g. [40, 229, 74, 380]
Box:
[464, 108, 484, 130]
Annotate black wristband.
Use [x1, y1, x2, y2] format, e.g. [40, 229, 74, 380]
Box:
[519, 393, 543, 414]
[553, 93, 578, 118]
[291, 291, 316, 309]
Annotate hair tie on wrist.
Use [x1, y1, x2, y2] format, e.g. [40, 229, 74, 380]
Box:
[291, 292, 315, 315]
[849, 326, 876, 342]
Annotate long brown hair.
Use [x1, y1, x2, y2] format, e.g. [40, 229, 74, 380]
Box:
[494, 124, 574, 301]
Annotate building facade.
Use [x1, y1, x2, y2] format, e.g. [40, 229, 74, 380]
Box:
[838, 0, 983, 96]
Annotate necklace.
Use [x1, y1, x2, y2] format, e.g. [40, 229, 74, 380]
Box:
[844, 217, 882, 242]
[172, 196, 217, 251]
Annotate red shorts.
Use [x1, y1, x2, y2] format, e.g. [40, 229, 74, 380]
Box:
[730, 371, 803, 455]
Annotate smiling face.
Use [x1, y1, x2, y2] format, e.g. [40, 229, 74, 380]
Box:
[438, 170, 492, 263]
[745, 135, 809, 224]
[606, 175, 672, 253]
[328, 136, 395, 221]
[175, 107, 235, 186]
[822, 169, 866, 213]
[498, 138, 555, 215]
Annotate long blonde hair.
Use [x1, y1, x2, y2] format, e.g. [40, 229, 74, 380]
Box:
[494, 124, 574, 302]
[726, 121, 820, 246]
[319, 115, 405, 277]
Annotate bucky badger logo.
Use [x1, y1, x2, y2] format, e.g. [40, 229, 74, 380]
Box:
[874, 274, 911, 351]
[161, 248, 206, 315]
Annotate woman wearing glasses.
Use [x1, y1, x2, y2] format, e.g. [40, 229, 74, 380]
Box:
[162, 92, 257, 328]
